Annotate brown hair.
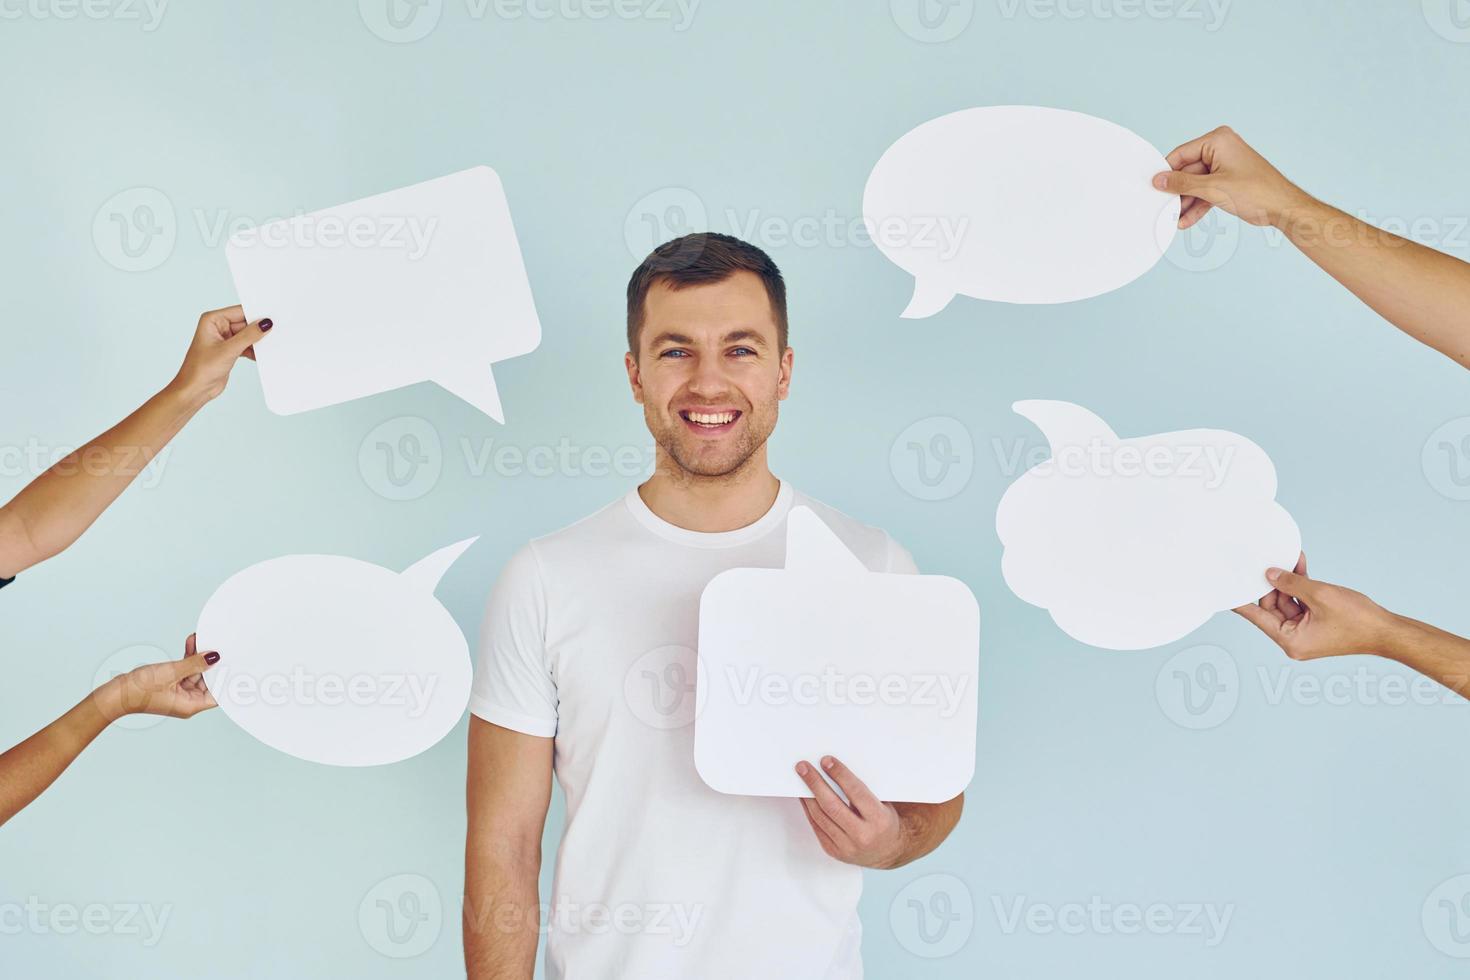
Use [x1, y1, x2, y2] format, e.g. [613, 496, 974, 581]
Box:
[625, 232, 787, 356]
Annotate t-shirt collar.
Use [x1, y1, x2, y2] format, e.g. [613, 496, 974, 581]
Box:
[624, 480, 794, 549]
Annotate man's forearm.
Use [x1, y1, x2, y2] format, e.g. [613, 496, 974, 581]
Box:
[0, 693, 114, 827]
[1277, 196, 1470, 367]
[0, 380, 208, 577]
[464, 852, 542, 980]
[1381, 614, 1470, 700]
[887, 793, 964, 869]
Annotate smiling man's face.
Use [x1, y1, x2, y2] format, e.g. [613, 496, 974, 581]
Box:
[625, 270, 793, 480]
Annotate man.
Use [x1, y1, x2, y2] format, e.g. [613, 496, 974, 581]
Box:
[464, 233, 963, 979]
[1154, 127, 1470, 692]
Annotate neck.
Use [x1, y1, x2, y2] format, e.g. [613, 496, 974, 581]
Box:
[638, 447, 781, 533]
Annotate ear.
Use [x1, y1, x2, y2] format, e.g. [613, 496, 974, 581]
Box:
[777, 346, 794, 401]
[624, 351, 644, 405]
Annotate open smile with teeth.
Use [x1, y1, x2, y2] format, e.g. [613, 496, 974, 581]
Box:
[680, 409, 742, 431]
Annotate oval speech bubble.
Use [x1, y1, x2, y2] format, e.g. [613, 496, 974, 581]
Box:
[864, 106, 1179, 317]
[196, 538, 477, 766]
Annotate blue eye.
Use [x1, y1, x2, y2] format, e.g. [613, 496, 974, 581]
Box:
[660, 349, 689, 359]
[731, 347, 756, 357]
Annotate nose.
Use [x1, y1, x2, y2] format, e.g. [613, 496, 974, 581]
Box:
[686, 353, 731, 399]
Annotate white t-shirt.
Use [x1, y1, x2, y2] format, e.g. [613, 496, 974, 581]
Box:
[470, 481, 917, 980]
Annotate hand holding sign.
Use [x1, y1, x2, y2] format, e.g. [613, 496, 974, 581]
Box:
[695, 507, 980, 804]
[225, 166, 540, 422]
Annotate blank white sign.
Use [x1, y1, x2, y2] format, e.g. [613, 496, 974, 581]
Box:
[225, 165, 540, 422]
[695, 507, 980, 804]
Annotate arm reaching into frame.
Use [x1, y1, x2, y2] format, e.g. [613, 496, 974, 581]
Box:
[0, 635, 218, 828]
[0, 306, 272, 580]
[1235, 554, 1470, 700]
[1153, 126, 1470, 368]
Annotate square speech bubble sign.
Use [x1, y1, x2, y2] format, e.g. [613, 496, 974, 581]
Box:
[695, 507, 980, 804]
[224, 166, 540, 422]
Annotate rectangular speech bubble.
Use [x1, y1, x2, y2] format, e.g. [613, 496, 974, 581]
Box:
[694, 507, 980, 804]
[224, 166, 540, 422]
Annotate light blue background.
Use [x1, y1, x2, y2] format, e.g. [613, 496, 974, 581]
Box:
[3, 1, 1469, 976]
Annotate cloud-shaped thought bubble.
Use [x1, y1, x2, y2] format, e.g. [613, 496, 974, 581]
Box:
[864, 106, 1179, 317]
[196, 538, 477, 766]
[696, 507, 980, 804]
[226, 166, 540, 422]
[996, 401, 1300, 651]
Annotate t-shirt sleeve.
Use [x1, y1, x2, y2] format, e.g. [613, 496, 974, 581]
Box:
[885, 535, 919, 576]
[0, 574, 12, 591]
[469, 543, 558, 738]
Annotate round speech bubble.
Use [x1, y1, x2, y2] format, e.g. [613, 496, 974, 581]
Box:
[196, 538, 477, 766]
[863, 105, 1180, 317]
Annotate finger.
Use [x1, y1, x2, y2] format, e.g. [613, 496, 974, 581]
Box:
[795, 761, 861, 835]
[226, 318, 273, 358]
[800, 797, 847, 852]
[819, 756, 883, 818]
[170, 651, 220, 682]
[199, 306, 247, 341]
[1173, 161, 1210, 220]
[204, 304, 246, 323]
[1259, 588, 1280, 616]
[1233, 601, 1284, 636]
[1153, 169, 1223, 206]
[1164, 132, 1216, 170]
[243, 347, 256, 361]
[185, 633, 197, 657]
[1267, 567, 1320, 604]
[1295, 552, 1307, 576]
[1178, 197, 1215, 230]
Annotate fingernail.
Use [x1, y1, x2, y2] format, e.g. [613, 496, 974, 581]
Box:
[204, 652, 221, 665]
[259, 318, 273, 331]
[796, 762, 809, 776]
[1152, 174, 1169, 189]
[1265, 569, 1282, 582]
[822, 756, 835, 770]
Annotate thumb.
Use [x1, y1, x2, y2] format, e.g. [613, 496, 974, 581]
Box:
[1153, 169, 1225, 204]
[227, 317, 273, 358]
[1265, 567, 1319, 603]
[171, 650, 221, 681]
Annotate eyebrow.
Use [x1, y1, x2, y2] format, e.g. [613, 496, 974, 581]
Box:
[647, 329, 769, 349]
